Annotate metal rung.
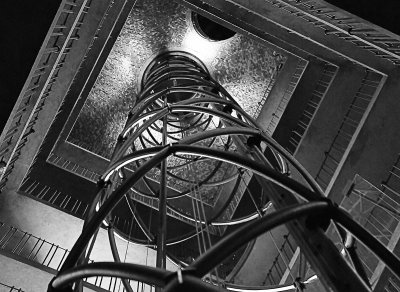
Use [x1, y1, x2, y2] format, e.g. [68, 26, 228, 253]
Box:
[65, 1, 78, 6]
[303, 109, 314, 118]
[350, 28, 375, 33]
[311, 90, 324, 98]
[0, 178, 8, 190]
[5, 123, 22, 136]
[292, 130, 303, 138]
[298, 120, 308, 129]
[44, 46, 61, 54]
[349, 103, 366, 113]
[4, 129, 17, 141]
[338, 127, 354, 138]
[326, 153, 341, 165]
[0, 227, 17, 248]
[26, 83, 40, 92]
[317, 80, 330, 87]
[55, 24, 68, 29]
[13, 233, 30, 254]
[321, 164, 335, 175]
[343, 116, 360, 128]
[51, 32, 65, 37]
[0, 147, 10, 157]
[62, 9, 75, 14]
[37, 186, 50, 200]
[23, 179, 39, 194]
[54, 62, 65, 69]
[8, 154, 19, 166]
[382, 183, 400, 198]
[69, 34, 80, 40]
[0, 227, 14, 246]
[307, 99, 319, 108]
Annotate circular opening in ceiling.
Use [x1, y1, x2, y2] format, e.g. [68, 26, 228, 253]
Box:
[191, 12, 236, 41]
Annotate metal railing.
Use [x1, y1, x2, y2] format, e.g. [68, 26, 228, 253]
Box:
[253, 74, 278, 119]
[19, 176, 89, 218]
[380, 154, 400, 292]
[384, 276, 400, 292]
[339, 174, 400, 280]
[265, 59, 307, 135]
[47, 152, 101, 182]
[263, 233, 297, 286]
[0, 0, 91, 192]
[0, 221, 151, 292]
[265, 0, 400, 65]
[218, 169, 252, 234]
[0, 221, 70, 271]
[0, 282, 25, 292]
[286, 63, 337, 154]
[382, 153, 400, 200]
[315, 69, 383, 190]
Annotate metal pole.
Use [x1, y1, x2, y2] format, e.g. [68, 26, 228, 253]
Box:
[155, 99, 168, 290]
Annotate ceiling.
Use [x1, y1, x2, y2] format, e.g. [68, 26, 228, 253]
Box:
[66, 0, 286, 159]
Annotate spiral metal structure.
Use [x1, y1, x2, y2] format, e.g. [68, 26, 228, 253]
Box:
[48, 51, 400, 292]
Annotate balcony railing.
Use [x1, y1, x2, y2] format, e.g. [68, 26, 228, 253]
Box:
[253, 75, 278, 119]
[339, 174, 400, 283]
[382, 154, 400, 200]
[286, 63, 337, 154]
[385, 276, 400, 292]
[264, 0, 400, 65]
[0, 221, 153, 292]
[379, 154, 400, 291]
[19, 176, 89, 218]
[315, 69, 384, 191]
[0, 0, 91, 193]
[47, 152, 101, 182]
[0, 222, 70, 271]
[265, 59, 307, 136]
[263, 233, 297, 286]
[0, 282, 25, 292]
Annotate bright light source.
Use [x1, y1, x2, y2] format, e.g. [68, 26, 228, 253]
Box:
[182, 30, 221, 63]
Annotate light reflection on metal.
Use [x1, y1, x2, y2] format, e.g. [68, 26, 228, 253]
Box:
[336, 174, 400, 280]
[226, 275, 318, 292]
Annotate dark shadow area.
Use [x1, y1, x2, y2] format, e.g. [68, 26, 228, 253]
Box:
[192, 12, 236, 41]
[326, 0, 400, 35]
[0, 0, 62, 133]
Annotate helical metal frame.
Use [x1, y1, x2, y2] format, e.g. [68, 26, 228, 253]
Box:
[48, 51, 400, 292]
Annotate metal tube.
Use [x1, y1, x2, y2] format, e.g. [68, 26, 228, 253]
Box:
[108, 227, 134, 292]
[251, 146, 370, 292]
[50, 262, 172, 290]
[156, 104, 168, 272]
[332, 207, 400, 278]
[190, 202, 329, 277]
[57, 148, 171, 273]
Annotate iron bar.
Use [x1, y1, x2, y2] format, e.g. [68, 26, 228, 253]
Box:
[156, 102, 168, 274]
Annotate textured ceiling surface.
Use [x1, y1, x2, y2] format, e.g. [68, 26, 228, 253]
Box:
[67, 0, 286, 159]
